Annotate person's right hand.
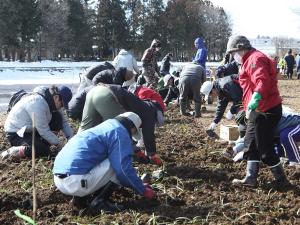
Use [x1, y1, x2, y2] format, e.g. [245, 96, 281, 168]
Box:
[143, 185, 155, 200]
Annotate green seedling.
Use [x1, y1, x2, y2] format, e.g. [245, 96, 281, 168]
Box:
[14, 209, 37, 225]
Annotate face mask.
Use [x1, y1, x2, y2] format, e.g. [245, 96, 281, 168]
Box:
[233, 52, 243, 64]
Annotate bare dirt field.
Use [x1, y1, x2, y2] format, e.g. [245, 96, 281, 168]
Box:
[0, 79, 299, 224]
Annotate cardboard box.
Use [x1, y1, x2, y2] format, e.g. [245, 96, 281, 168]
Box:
[220, 124, 239, 141]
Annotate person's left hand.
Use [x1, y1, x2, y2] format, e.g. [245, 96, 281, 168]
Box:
[248, 92, 262, 111]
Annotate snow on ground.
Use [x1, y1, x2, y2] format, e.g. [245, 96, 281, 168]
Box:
[0, 60, 219, 112]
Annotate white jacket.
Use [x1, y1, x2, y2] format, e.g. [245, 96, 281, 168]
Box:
[113, 49, 139, 74]
[33, 86, 74, 139]
[4, 94, 68, 145]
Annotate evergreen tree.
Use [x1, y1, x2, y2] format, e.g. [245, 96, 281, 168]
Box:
[67, 0, 93, 60]
[124, 0, 145, 53]
[142, 0, 165, 54]
[96, 0, 129, 59]
[0, 0, 41, 61]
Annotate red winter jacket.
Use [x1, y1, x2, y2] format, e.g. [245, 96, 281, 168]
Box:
[239, 49, 282, 112]
[134, 86, 166, 112]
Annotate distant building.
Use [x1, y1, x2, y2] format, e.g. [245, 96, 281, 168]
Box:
[249, 37, 300, 57]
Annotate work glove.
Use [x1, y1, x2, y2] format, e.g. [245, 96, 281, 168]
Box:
[225, 110, 234, 120]
[134, 149, 150, 164]
[149, 154, 163, 166]
[208, 122, 217, 131]
[247, 92, 262, 111]
[143, 185, 155, 200]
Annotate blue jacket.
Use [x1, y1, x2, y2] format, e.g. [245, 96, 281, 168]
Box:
[53, 119, 145, 195]
[193, 37, 207, 68]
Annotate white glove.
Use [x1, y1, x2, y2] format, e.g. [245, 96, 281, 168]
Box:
[209, 122, 217, 130]
[225, 110, 233, 120]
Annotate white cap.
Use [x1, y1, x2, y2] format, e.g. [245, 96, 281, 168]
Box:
[118, 111, 142, 141]
[200, 81, 213, 101]
[163, 74, 174, 87]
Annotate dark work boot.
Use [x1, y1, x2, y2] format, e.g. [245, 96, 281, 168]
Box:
[88, 181, 124, 214]
[232, 161, 259, 187]
[180, 100, 190, 116]
[194, 102, 201, 118]
[269, 162, 290, 187]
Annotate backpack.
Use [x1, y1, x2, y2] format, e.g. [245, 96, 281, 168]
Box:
[7, 90, 28, 113]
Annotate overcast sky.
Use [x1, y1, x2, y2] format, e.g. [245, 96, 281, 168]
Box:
[210, 0, 300, 39]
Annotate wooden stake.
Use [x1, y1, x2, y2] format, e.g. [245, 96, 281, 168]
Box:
[32, 112, 37, 221]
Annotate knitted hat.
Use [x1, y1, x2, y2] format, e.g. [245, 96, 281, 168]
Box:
[226, 35, 252, 53]
[58, 86, 72, 109]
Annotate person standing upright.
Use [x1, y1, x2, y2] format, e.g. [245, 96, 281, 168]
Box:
[226, 35, 289, 187]
[284, 49, 295, 79]
[193, 37, 207, 69]
[141, 39, 162, 88]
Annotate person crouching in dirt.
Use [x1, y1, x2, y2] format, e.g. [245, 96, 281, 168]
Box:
[200, 75, 243, 137]
[67, 86, 93, 122]
[53, 112, 155, 213]
[226, 35, 289, 187]
[2, 86, 73, 160]
[78, 84, 164, 166]
[77, 62, 115, 92]
[215, 58, 239, 79]
[141, 39, 162, 88]
[178, 62, 206, 118]
[92, 67, 134, 87]
[162, 74, 179, 106]
[128, 83, 167, 112]
[224, 107, 300, 169]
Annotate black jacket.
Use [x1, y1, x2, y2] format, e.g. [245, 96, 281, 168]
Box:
[92, 68, 127, 86]
[160, 55, 171, 75]
[284, 54, 295, 69]
[67, 86, 93, 121]
[213, 75, 243, 124]
[108, 85, 159, 155]
[216, 60, 239, 78]
[85, 62, 115, 81]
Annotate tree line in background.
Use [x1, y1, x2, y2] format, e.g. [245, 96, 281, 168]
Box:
[0, 0, 232, 62]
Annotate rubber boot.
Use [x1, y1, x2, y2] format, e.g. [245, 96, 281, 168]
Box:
[88, 181, 124, 214]
[194, 102, 201, 118]
[269, 162, 290, 187]
[1, 146, 26, 160]
[232, 161, 259, 187]
[180, 100, 190, 116]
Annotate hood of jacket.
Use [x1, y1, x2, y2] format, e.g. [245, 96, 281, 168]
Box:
[194, 37, 205, 49]
[118, 49, 130, 55]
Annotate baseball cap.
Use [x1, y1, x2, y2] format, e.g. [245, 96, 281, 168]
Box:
[58, 86, 72, 109]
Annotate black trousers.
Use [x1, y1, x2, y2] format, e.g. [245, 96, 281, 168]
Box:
[6, 111, 63, 158]
[6, 132, 51, 158]
[244, 104, 282, 166]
